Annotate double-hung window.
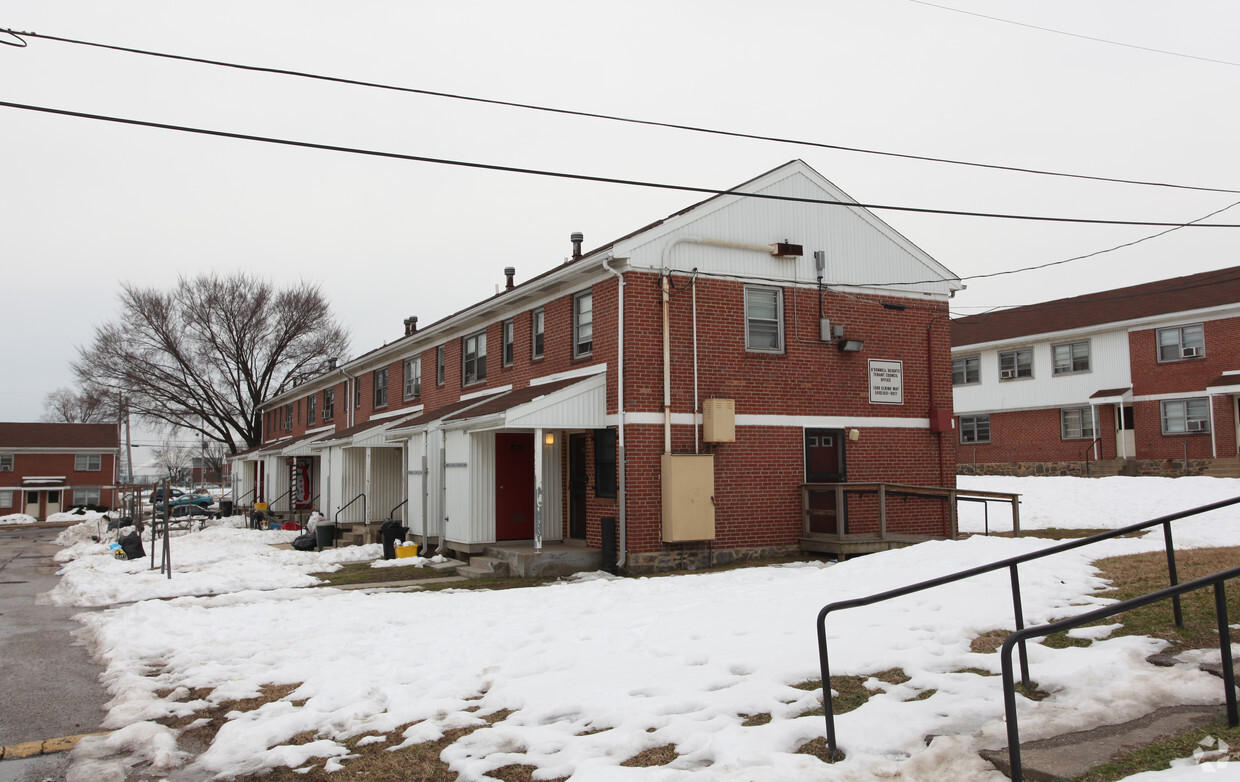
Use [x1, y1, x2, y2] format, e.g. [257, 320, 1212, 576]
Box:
[404, 357, 421, 400]
[1162, 398, 1209, 433]
[1060, 407, 1095, 439]
[0, 453, 12, 471]
[353, 382, 361, 410]
[463, 331, 487, 385]
[1157, 324, 1205, 361]
[373, 367, 388, 408]
[745, 286, 783, 352]
[532, 309, 545, 359]
[574, 291, 593, 357]
[0, 490, 12, 507]
[952, 355, 980, 385]
[998, 348, 1033, 380]
[436, 346, 446, 386]
[75, 487, 101, 506]
[502, 320, 514, 367]
[285, 403, 294, 430]
[1052, 340, 1090, 375]
[308, 394, 316, 425]
[960, 415, 990, 444]
[74, 453, 102, 471]
[323, 388, 335, 421]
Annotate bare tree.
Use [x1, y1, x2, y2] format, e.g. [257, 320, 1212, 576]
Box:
[74, 273, 350, 454]
[41, 386, 116, 424]
[152, 440, 194, 485]
[197, 440, 229, 485]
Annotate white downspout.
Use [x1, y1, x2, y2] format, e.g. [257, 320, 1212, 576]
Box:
[662, 273, 672, 453]
[691, 269, 700, 454]
[602, 257, 627, 568]
[534, 427, 544, 552]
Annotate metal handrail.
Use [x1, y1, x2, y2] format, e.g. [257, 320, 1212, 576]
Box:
[1000, 565, 1240, 782]
[1080, 436, 1104, 476]
[815, 495, 1240, 761]
[266, 486, 292, 515]
[335, 493, 366, 525]
[389, 498, 408, 520]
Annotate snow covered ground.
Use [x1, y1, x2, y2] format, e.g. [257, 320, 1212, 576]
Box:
[49, 476, 1240, 781]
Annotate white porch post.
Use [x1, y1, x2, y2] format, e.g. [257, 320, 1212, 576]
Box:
[364, 446, 373, 523]
[534, 427, 544, 551]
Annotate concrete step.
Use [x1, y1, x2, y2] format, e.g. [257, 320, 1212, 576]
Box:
[1205, 458, 1240, 478]
[480, 542, 603, 577]
[457, 556, 510, 579]
[981, 704, 1220, 780]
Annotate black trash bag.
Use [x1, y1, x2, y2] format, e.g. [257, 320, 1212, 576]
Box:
[291, 532, 317, 551]
[118, 531, 145, 560]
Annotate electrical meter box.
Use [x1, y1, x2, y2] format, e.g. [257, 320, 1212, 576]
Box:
[661, 453, 716, 542]
[702, 398, 736, 443]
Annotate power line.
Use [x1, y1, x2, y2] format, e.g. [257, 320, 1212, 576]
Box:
[5, 99, 1240, 230]
[908, 0, 1240, 69]
[3, 26, 1239, 196]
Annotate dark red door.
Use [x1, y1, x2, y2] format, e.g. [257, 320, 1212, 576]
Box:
[495, 432, 535, 540]
[805, 429, 845, 534]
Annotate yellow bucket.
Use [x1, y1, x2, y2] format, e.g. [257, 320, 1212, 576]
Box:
[395, 544, 419, 558]
[254, 502, 269, 511]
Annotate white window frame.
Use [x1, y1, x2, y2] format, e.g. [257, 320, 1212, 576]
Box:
[745, 286, 784, 352]
[307, 394, 316, 425]
[1052, 340, 1090, 375]
[0, 453, 12, 471]
[75, 487, 101, 507]
[462, 330, 487, 386]
[502, 319, 514, 367]
[374, 367, 389, 408]
[532, 308, 545, 359]
[574, 291, 594, 358]
[436, 345, 446, 386]
[960, 415, 990, 444]
[404, 356, 421, 400]
[952, 355, 980, 386]
[75, 453, 102, 471]
[1161, 398, 1210, 434]
[998, 348, 1033, 380]
[323, 388, 335, 422]
[1060, 407, 1096, 440]
[1157, 324, 1205, 362]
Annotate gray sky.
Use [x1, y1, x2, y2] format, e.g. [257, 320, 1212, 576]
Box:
[3, 0, 1238, 426]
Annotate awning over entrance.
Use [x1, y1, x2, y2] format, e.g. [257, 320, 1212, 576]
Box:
[1089, 387, 1132, 405]
[1206, 372, 1240, 395]
[441, 374, 607, 431]
[22, 476, 66, 485]
[313, 414, 420, 449]
[280, 428, 336, 456]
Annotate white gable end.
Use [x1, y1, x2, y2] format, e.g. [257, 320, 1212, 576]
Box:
[613, 161, 959, 298]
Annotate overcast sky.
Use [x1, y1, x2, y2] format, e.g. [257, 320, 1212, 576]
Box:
[3, 0, 1238, 430]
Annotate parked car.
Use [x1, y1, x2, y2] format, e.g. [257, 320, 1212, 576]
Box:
[149, 488, 213, 510]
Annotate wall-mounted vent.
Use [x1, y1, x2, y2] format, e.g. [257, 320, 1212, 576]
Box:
[771, 243, 803, 258]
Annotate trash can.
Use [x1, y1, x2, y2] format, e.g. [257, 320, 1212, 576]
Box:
[219, 500, 234, 517]
[315, 522, 335, 551]
[380, 518, 410, 560]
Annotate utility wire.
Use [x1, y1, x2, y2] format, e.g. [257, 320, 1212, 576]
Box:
[908, 0, 1240, 69]
[4, 99, 1240, 229]
[2, 26, 1238, 196]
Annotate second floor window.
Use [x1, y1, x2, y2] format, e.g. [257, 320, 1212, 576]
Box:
[999, 348, 1032, 380]
[463, 331, 487, 385]
[574, 291, 593, 357]
[1158, 324, 1204, 361]
[284, 403, 293, 430]
[308, 394, 316, 425]
[353, 382, 361, 410]
[374, 367, 388, 408]
[323, 388, 335, 421]
[437, 345, 446, 385]
[502, 319, 514, 366]
[404, 357, 421, 400]
[0, 453, 12, 471]
[745, 286, 783, 352]
[532, 308, 545, 359]
[1052, 340, 1090, 375]
[952, 355, 980, 385]
[74, 453, 102, 471]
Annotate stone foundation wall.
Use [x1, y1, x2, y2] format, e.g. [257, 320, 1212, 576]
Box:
[622, 543, 801, 576]
[958, 459, 1214, 478]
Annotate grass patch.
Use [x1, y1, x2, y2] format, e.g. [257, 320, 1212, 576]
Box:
[1071, 716, 1240, 782]
[312, 561, 454, 587]
[792, 669, 919, 717]
[795, 737, 841, 763]
[971, 629, 1010, 654]
[741, 713, 772, 727]
[619, 744, 678, 767]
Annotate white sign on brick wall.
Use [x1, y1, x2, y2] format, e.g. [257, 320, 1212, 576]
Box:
[868, 359, 904, 405]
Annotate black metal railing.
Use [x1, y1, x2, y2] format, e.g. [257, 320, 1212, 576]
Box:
[389, 498, 408, 520]
[1000, 566, 1240, 782]
[266, 486, 292, 516]
[814, 495, 1240, 761]
[1080, 436, 1104, 476]
[335, 493, 366, 525]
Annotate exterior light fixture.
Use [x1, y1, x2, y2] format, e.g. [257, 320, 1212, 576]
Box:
[544, 432, 556, 446]
[837, 339, 865, 353]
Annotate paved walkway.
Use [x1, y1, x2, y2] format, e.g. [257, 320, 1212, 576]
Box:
[0, 525, 110, 781]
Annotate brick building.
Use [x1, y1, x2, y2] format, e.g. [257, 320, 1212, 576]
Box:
[0, 422, 120, 519]
[235, 161, 963, 572]
[952, 266, 1240, 477]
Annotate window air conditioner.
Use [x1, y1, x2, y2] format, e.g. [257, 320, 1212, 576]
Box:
[1182, 347, 1201, 358]
[1187, 420, 1207, 432]
[1000, 369, 1016, 379]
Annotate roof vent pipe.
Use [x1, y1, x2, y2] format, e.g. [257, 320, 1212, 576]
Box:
[504, 267, 516, 290]
[403, 316, 418, 336]
[571, 232, 584, 260]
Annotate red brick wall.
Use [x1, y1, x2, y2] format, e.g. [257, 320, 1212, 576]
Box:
[0, 451, 118, 515]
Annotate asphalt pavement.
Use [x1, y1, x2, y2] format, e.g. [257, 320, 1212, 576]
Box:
[0, 524, 109, 782]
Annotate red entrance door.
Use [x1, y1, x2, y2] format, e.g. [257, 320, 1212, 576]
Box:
[805, 428, 845, 534]
[495, 433, 535, 540]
